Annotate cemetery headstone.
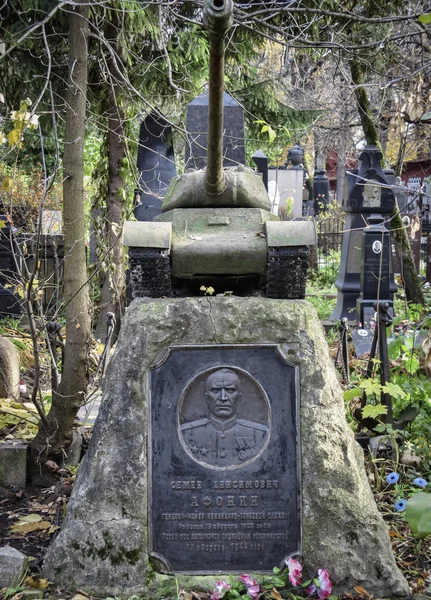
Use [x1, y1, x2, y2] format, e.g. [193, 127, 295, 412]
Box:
[0, 217, 21, 316]
[419, 183, 431, 233]
[0, 440, 27, 489]
[44, 297, 408, 599]
[330, 146, 397, 322]
[43, 5, 408, 599]
[313, 154, 329, 215]
[394, 176, 408, 211]
[267, 168, 303, 219]
[135, 113, 176, 222]
[357, 214, 392, 326]
[151, 349, 299, 573]
[185, 91, 245, 170]
[353, 214, 393, 357]
[427, 236, 431, 283]
[351, 327, 373, 358]
[21, 229, 64, 315]
[268, 145, 306, 219]
[391, 213, 421, 273]
[252, 149, 268, 191]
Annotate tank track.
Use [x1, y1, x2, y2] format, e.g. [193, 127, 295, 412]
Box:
[129, 248, 172, 298]
[266, 246, 309, 299]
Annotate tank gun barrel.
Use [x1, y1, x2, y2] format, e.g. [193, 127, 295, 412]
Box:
[203, 0, 234, 195]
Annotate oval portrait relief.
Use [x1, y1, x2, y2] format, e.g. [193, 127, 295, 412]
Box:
[178, 367, 271, 470]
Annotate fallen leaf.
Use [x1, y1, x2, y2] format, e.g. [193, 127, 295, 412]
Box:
[10, 520, 51, 533]
[389, 530, 402, 538]
[71, 594, 89, 600]
[20, 514, 43, 524]
[48, 525, 59, 534]
[353, 585, 370, 597]
[25, 576, 49, 589]
[271, 588, 282, 600]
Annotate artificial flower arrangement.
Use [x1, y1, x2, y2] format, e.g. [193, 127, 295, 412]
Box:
[210, 558, 332, 600]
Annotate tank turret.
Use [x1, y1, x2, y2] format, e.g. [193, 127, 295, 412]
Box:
[124, 0, 316, 299]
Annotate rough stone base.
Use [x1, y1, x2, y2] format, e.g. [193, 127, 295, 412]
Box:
[0, 545, 28, 589]
[0, 440, 27, 489]
[43, 298, 409, 598]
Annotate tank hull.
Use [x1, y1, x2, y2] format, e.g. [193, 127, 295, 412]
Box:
[155, 208, 278, 278]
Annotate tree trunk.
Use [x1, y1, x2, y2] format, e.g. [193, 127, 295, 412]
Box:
[349, 61, 382, 152]
[29, 0, 91, 485]
[94, 96, 126, 342]
[349, 60, 424, 305]
[94, 20, 126, 343]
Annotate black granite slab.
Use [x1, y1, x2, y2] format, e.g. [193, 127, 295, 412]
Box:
[185, 91, 245, 170]
[135, 113, 176, 221]
[149, 344, 300, 574]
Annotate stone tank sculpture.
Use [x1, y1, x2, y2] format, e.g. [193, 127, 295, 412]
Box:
[123, 0, 316, 298]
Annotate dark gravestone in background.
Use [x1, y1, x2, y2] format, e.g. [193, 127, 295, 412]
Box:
[185, 91, 245, 170]
[427, 236, 431, 283]
[330, 146, 397, 322]
[391, 214, 421, 274]
[352, 328, 373, 358]
[135, 113, 176, 222]
[0, 218, 21, 316]
[150, 344, 300, 574]
[357, 214, 393, 328]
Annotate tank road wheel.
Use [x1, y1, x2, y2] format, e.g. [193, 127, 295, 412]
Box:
[266, 246, 310, 299]
[129, 248, 173, 298]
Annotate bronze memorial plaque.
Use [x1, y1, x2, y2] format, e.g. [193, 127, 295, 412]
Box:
[149, 345, 300, 573]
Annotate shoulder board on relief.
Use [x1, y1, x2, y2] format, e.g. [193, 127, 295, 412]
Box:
[180, 418, 209, 431]
[237, 419, 268, 431]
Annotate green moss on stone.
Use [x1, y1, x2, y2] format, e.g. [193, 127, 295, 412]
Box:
[80, 533, 142, 567]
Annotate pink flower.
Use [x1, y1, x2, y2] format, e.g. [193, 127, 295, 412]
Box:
[286, 557, 302, 587]
[210, 580, 230, 600]
[240, 574, 259, 598]
[316, 569, 332, 599]
[306, 570, 332, 598]
[240, 574, 255, 587]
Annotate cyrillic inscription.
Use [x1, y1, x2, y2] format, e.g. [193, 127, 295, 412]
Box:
[150, 345, 300, 572]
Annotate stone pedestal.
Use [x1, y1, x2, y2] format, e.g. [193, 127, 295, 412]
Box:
[43, 298, 408, 599]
